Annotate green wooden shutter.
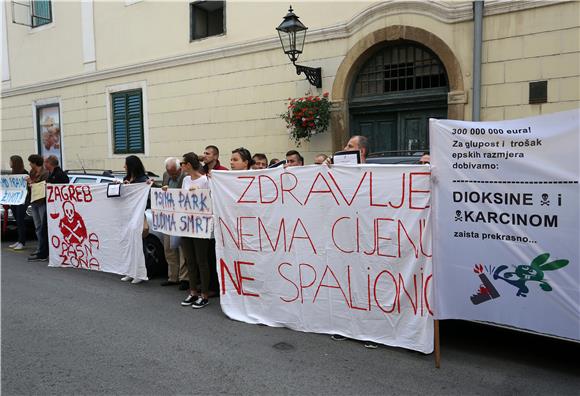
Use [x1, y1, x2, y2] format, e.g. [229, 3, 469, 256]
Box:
[112, 90, 144, 154]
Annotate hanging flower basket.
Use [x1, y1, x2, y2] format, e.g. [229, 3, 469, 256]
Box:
[280, 92, 331, 146]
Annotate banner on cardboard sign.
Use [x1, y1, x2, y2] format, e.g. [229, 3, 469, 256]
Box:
[150, 188, 213, 238]
[210, 165, 433, 353]
[31, 181, 46, 202]
[0, 175, 28, 205]
[47, 183, 150, 280]
[430, 109, 580, 341]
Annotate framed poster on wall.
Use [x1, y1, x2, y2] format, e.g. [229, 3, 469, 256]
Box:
[36, 104, 62, 165]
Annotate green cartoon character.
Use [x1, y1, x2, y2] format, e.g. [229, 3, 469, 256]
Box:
[493, 253, 569, 297]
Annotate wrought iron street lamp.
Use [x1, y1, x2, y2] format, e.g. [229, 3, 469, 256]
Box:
[276, 6, 322, 88]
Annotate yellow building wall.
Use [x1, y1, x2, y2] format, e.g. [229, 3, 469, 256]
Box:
[1, 1, 579, 175]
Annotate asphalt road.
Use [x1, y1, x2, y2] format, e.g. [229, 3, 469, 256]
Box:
[2, 242, 579, 395]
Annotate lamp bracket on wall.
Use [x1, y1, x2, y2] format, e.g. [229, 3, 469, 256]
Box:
[295, 64, 322, 88]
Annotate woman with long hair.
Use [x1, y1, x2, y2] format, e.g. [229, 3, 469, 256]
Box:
[120, 155, 150, 284]
[123, 155, 148, 184]
[9, 155, 29, 250]
[179, 152, 212, 308]
[230, 148, 254, 170]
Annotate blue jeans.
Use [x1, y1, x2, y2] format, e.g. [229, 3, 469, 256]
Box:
[30, 203, 47, 257]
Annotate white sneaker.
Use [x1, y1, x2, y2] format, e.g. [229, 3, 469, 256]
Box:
[12, 243, 25, 250]
[8, 242, 18, 248]
[131, 278, 144, 284]
[121, 276, 133, 282]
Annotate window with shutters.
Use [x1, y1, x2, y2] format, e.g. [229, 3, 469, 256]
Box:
[111, 90, 144, 154]
[32, 0, 52, 27]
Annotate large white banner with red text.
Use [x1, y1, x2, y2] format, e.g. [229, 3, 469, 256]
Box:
[47, 183, 150, 280]
[431, 109, 580, 341]
[211, 165, 433, 353]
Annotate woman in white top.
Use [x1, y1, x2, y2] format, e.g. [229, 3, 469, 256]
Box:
[179, 152, 212, 309]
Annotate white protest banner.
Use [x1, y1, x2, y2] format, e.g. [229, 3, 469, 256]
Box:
[150, 188, 213, 238]
[211, 165, 433, 353]
[47, 183, 150, 280]
[0, 175, 28, 205]
[430, 109, 580, 341]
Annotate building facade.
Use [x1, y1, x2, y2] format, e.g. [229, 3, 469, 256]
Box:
[1, 0, 578, 173]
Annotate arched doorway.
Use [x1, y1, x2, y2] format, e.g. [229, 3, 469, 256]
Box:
[349, 41, 448, 155]
[330, 25, 465, 153]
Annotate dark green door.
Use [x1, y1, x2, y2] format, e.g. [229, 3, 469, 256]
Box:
[352, 107, 447, 154]
[348, 41, 449, 155]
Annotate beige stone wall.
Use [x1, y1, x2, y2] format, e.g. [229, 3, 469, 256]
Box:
[1, 1, 578, 174]
[480, 1, 580, 120]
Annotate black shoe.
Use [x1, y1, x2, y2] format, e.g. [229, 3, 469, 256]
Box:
[28, 255, 48, 262]
[191, 297, 209, 309]
[178, 280, 190, 291]
[181, 294, 197, 306]
[363, 341, 378, 349]
[161, 281, 179, 286]
[331, 334, 347, 341]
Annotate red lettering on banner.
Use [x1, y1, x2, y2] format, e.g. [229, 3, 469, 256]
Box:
[298, 263, 317, 304]
[258, 175, 279, 204]
[278, 262, 299, 302]
[280, 172, 302, 205]
[389, 172, 405, 209]
[424, 274, 433, 315]
[239, 216, 257, 252]
[236, 261, 260, 297]
[46, 184, 93, 203]
[327, 172, 368, 206]
[313, 265, 350, 307]
[219, 258, 260, 298]
[398, 220, 418, 258]
[419, 219, 432, 257]
[373, 270, 398, 313]
[258, 217, 287, 252]
[304, 172, 340, 206]
[218, 217, 240, 249]
[288, 218, 317, 254]
[409, 172, 430, 210]
[220, 258, 241, 294]
[331, 217, 354, 254]
[398, 273, 418, 314]
[236, 176, 257, 203]
[348, 265, 369, 311]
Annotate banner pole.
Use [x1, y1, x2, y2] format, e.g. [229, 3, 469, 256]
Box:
[434, 319, 441, 368]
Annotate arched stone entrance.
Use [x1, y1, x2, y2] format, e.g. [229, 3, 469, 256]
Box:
[330, 26, 465, 152]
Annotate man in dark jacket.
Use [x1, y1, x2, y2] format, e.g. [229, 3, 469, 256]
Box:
[28, 155, 69, 261]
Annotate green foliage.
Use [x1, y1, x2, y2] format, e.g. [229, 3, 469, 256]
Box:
[280, 92, 331, 146]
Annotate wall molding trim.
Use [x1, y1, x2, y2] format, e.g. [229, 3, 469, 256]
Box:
[1, 0, 563, 98]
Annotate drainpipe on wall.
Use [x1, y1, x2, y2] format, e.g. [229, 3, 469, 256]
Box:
[472, 1, 484, 121]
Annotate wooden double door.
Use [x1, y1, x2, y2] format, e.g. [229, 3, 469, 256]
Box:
[351, 107, 447, 155]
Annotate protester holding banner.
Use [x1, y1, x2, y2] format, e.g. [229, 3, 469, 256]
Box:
[179, 152, 212, 308]
[285, 150, 304, 167]
[123, 155, 149, 184]
[29, 155, 69, 262]
[8, 155, 29, 251]
[121, 155, 150, 284]
[27, 154, 48, 258]
[160, 157, 189, 290]
[230, 148, 254, 170]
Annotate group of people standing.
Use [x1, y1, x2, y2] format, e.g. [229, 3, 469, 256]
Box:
[154, 138, 371, 310]
[6, 154, 69, 261]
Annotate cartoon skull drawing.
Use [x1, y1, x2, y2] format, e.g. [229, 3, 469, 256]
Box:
[58, 201, 88, 245]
